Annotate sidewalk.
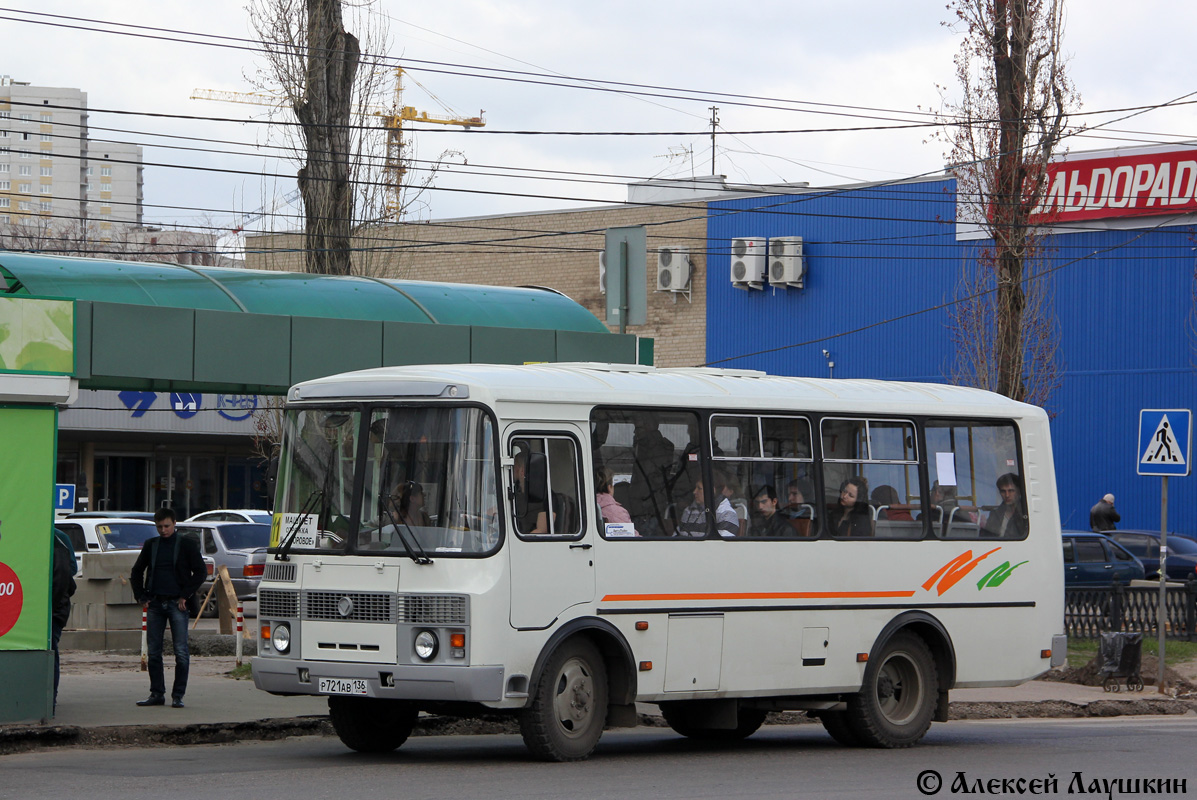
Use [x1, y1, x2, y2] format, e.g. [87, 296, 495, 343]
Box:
[2, 645, 1192, 755]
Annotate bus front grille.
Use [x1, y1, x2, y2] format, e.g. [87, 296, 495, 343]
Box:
[398, 594, 468, 625]
[263, 563, 297, 583]
[259, 589, 300, 618]
[304, 591, 396, 623]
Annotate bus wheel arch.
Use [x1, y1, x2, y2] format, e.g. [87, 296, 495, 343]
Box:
[528, 618, 637, 709]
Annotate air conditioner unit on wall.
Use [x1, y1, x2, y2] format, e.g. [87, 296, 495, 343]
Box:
[656, 246, 691, 292]
[730, 237, 765, 290]
[768, 236, 805, 288]
[598, 250, 607, 294]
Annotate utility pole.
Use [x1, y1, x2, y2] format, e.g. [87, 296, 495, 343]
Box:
[709, 106, 719, 175]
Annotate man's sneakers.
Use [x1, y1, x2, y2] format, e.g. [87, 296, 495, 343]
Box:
[136, 694, 165, 707]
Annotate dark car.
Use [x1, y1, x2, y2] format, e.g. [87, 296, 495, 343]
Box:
[1061, 531, 1145, 587]
[1106, 530, 1197, 581]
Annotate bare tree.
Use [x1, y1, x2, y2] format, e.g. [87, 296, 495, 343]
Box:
[937, 0, 1078, 404]
[247, 2, 471, 278]
[249, 0, 371, 275]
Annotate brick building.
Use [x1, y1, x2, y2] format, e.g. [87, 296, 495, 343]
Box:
[245, 181, 732, 367]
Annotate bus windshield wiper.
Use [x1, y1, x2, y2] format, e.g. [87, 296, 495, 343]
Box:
[275, 489, 322, 562]
[380, 494, 433, 565]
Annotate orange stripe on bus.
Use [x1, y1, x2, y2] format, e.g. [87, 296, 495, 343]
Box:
[600, 591, 917, 602]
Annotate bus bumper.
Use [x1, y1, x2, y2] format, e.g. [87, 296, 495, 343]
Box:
[251, 656, 506, 703]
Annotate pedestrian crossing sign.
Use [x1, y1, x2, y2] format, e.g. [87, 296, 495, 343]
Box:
[1138, 409, 1192, 476]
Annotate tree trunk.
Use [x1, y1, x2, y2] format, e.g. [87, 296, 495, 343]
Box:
[293, 0, 359, 275]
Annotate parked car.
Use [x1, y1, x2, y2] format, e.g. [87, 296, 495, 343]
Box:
[56, 517, 159, 560]
[185, 509, 273, 525]
[1106, 530, 1197, 581]
[1061, 531, 1145, 587]
[66, 510, 157, 521]
[176, 521, 271, 601]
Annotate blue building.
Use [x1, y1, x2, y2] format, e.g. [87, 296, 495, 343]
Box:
[705, 146, 1197, 534]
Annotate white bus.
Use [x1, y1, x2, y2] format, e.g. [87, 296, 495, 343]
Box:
[252, 363, 1065, 761]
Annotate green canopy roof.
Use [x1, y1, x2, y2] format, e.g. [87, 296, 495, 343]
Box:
[0, 252, 607, 333]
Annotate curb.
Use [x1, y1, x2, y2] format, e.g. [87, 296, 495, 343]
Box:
[4, 698, 1196, 755]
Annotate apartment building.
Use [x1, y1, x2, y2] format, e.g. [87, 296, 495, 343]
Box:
[0, 77, 142, 240]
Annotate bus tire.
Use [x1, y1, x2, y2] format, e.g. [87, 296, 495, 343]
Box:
[328, 696, 418, 753]
[846, 631, 937, 748]
[660, 702, 767, 741]
[816, 710, 863, 747]
[519, 638, 608, 762]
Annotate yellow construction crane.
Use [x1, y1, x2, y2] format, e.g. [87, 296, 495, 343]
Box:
[376, 67, 485, 218]
[191, 66, 485, 218]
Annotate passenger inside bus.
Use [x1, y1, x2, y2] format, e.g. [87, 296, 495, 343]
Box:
[783, 478, 815, 536]
[982, 473, 1028, 538]
[394, 480, 433, 528]
[749, 484, 792, 537]
[513, 450, 549, 535]
[871, 484, 913, 521]
[595, 466, 631, 525]
[721, 473, 750, 536]
[829, 476, 872, 537]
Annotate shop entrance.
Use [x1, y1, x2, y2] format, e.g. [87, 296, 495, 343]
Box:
[93, 454, 149, 511]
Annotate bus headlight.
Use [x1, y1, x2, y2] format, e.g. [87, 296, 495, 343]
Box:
[414, 630, 439, 661]
[273, 623, 291, 654]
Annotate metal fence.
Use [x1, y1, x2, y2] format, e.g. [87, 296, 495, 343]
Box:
[1064, 582, 1197, 640]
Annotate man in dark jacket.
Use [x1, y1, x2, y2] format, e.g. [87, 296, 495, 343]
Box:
[51, 529, 77, 714]
[1090, 493, 1120, 532]
[130, 508, 205, 708]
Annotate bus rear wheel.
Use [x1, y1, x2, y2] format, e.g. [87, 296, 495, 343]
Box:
[328, 696, 418, 753]
[660, 701, 767, 741]
[846, 631, 937, 748]
[520, 638, 608, 762]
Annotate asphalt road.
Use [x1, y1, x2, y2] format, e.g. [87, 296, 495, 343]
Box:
[4, 717, 1195, 799]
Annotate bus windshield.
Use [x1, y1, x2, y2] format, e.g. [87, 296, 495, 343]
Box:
[275, 407, 360, 552]
[274, 404, 500, 556]
[359, 406, 499, 556]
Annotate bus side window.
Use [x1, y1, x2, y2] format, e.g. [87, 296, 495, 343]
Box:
[926, 420, 1024, 541]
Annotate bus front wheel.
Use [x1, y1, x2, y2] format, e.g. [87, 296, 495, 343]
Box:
[520, 638, 609, 762]
[846, 631, 937, 748]
[328, 696, 418, 753]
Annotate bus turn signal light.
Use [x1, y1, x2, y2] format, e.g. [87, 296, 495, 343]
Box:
[1040, 649, 1052, 659]
[639, 661, 652, 671]
[450, 633, 466, 648]
[261, 625, 271, 639]
[635, 621, 649, 631]
[856, 653, 869, 663]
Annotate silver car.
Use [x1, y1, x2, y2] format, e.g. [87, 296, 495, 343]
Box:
[176, 521, 271, 602]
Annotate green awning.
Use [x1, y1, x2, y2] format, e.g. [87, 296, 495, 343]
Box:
[0, 253, 608, 333]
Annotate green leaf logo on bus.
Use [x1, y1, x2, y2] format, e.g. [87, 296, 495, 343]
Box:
[975, 560, 1029, 590]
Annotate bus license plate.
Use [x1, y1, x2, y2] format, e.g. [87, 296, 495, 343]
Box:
[319, 678, 368, 696]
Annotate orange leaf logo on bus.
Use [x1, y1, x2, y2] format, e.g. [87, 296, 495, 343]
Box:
[922, 548, 1002, 596]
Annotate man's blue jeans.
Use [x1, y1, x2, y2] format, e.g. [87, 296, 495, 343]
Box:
[146, 598, 190, 700]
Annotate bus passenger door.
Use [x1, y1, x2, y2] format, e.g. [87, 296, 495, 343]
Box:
[507, 429, 595, 629]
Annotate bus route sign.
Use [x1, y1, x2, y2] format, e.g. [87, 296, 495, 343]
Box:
[1138, 409, 1191, 477]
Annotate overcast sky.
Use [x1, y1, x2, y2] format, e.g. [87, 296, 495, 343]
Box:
[5, 1, 1197, 238]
